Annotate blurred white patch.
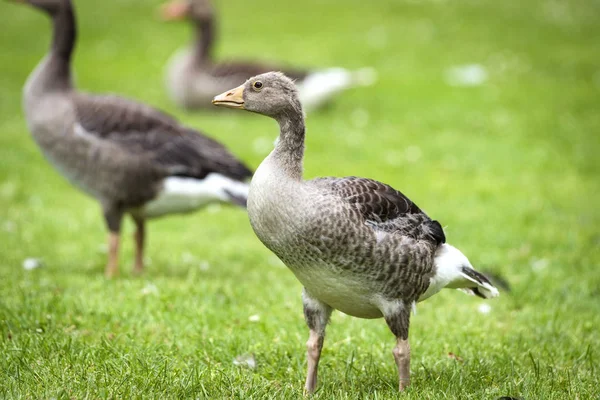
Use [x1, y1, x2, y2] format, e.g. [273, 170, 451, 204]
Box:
[405, 145, 422, 163]
[233, 353, 257, 370]
[248, 314, 260, 322]
[141, 283, 159, 296]
[0, 182, 17, 199]
[206, 203, 222, 214]
[253, 136, 275, 155]
[199, 261, 210, 271]
[97, 243, 108, 254]
[181, 252, 195, 264]
[27, 196, 44, 208]
[351, 108, 370, 129]
[3, 220, 16, 233]
[182, 252, 210, 271]
[23, 258, 43, 271]
[531, 258, 549, 272]
[445, 64, 488, 86]
[384, 150, 403, 167]
[478, 303, 492, 314]
[366, 26, 388, 50]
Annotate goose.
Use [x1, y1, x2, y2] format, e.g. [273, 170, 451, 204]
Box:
[212, 72, 499, 393]
[11, 0, 252, 278]
[161, 0, 376, 111]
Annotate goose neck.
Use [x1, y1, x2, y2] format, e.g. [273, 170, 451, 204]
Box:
[192, 16, 214, 64]
[32, 0, 75, 93]
[51, 0, 76, 63]
[272, 111, 306, 181]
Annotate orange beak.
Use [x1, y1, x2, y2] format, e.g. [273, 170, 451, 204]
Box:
[212, 84, 245, 109]
[160, 0, 190, 21]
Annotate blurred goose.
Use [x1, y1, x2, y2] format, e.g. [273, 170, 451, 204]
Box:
[12, 0, 252, 277]
[213, 72, 499, 393]
[161, 0, 376, 111]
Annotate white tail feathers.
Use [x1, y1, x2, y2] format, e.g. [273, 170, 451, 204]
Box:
[419, 244, 499, 302]
[458, 268, 500, 299]
[142, 174, 248, 218]
[297, 67, 378, 111]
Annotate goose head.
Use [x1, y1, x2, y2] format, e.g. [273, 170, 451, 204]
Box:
[212, 72, 303, 119]
[7, 0, 67, 15]
[161, 0, 213, 22]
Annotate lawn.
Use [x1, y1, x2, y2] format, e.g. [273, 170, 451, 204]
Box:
[1, 0, 599, 398]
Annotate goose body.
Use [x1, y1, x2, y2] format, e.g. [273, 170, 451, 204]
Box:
[16, 0, 252, 277]
[213, 72, 498, 393]
[162, 0, 376, 111]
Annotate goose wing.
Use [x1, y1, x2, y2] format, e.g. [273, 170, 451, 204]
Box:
[312, 176, 445, 245]
[73, 94, 252, 181]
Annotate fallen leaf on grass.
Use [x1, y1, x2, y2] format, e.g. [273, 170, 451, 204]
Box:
[448, 352, 464, 362]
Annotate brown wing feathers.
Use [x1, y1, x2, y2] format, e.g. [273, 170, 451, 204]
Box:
[73, 94, 252, 181]
[315, 177, 446, 246]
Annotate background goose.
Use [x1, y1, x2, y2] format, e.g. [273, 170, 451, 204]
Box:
[213, 72, 499, 393]
[161, 0, 376, 111]
[13, 0, 252, 278]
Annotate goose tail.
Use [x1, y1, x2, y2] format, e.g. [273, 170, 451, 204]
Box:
[457, 265, 499, 299]
[425, 244, 499, 301]
[141, 174, 249, 218]
[297, 67, 378, 111]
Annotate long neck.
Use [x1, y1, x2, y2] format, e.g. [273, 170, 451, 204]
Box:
[52, 0, 76, 63]
[192, 16, 214, 64]
[271, 110, 306, 181]
[33, 1, 76, 93]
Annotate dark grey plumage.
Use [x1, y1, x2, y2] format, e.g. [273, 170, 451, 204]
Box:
[15, 0, 251, 277]
[213, 71, 499, 393]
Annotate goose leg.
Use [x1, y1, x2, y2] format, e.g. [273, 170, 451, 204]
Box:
[132, 217, 145, 274]
[384, 303, 411, 391]
[302, 288, 332, 394]
[103, 207, 123, 279]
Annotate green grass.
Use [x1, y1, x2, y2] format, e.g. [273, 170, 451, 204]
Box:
[1, 0, 599, 398]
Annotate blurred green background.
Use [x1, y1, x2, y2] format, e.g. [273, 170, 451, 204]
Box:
[0, 0, 599, 398]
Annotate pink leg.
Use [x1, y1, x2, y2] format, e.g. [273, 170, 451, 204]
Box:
[302, 289, 332, 394]
[133, 218, 145, 274]
[104, 232, 120, 278]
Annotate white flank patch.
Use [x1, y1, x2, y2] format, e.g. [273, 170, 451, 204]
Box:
[142, 174, 248, 218]
[297, 67, 377, 111]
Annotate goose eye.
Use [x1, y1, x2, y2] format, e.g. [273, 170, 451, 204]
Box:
[253, 81, 263, 91]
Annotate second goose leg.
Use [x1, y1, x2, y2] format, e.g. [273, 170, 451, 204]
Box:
[302, 288, 332, 394]
[384, 302, 412, 391]
[103, 207, 123, 278]
[132, 217, 145, 274]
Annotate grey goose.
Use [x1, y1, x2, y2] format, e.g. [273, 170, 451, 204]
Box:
[212, 72, 499, 393]
[12, 0, 252, 277]
[161, 0, 376, 111]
